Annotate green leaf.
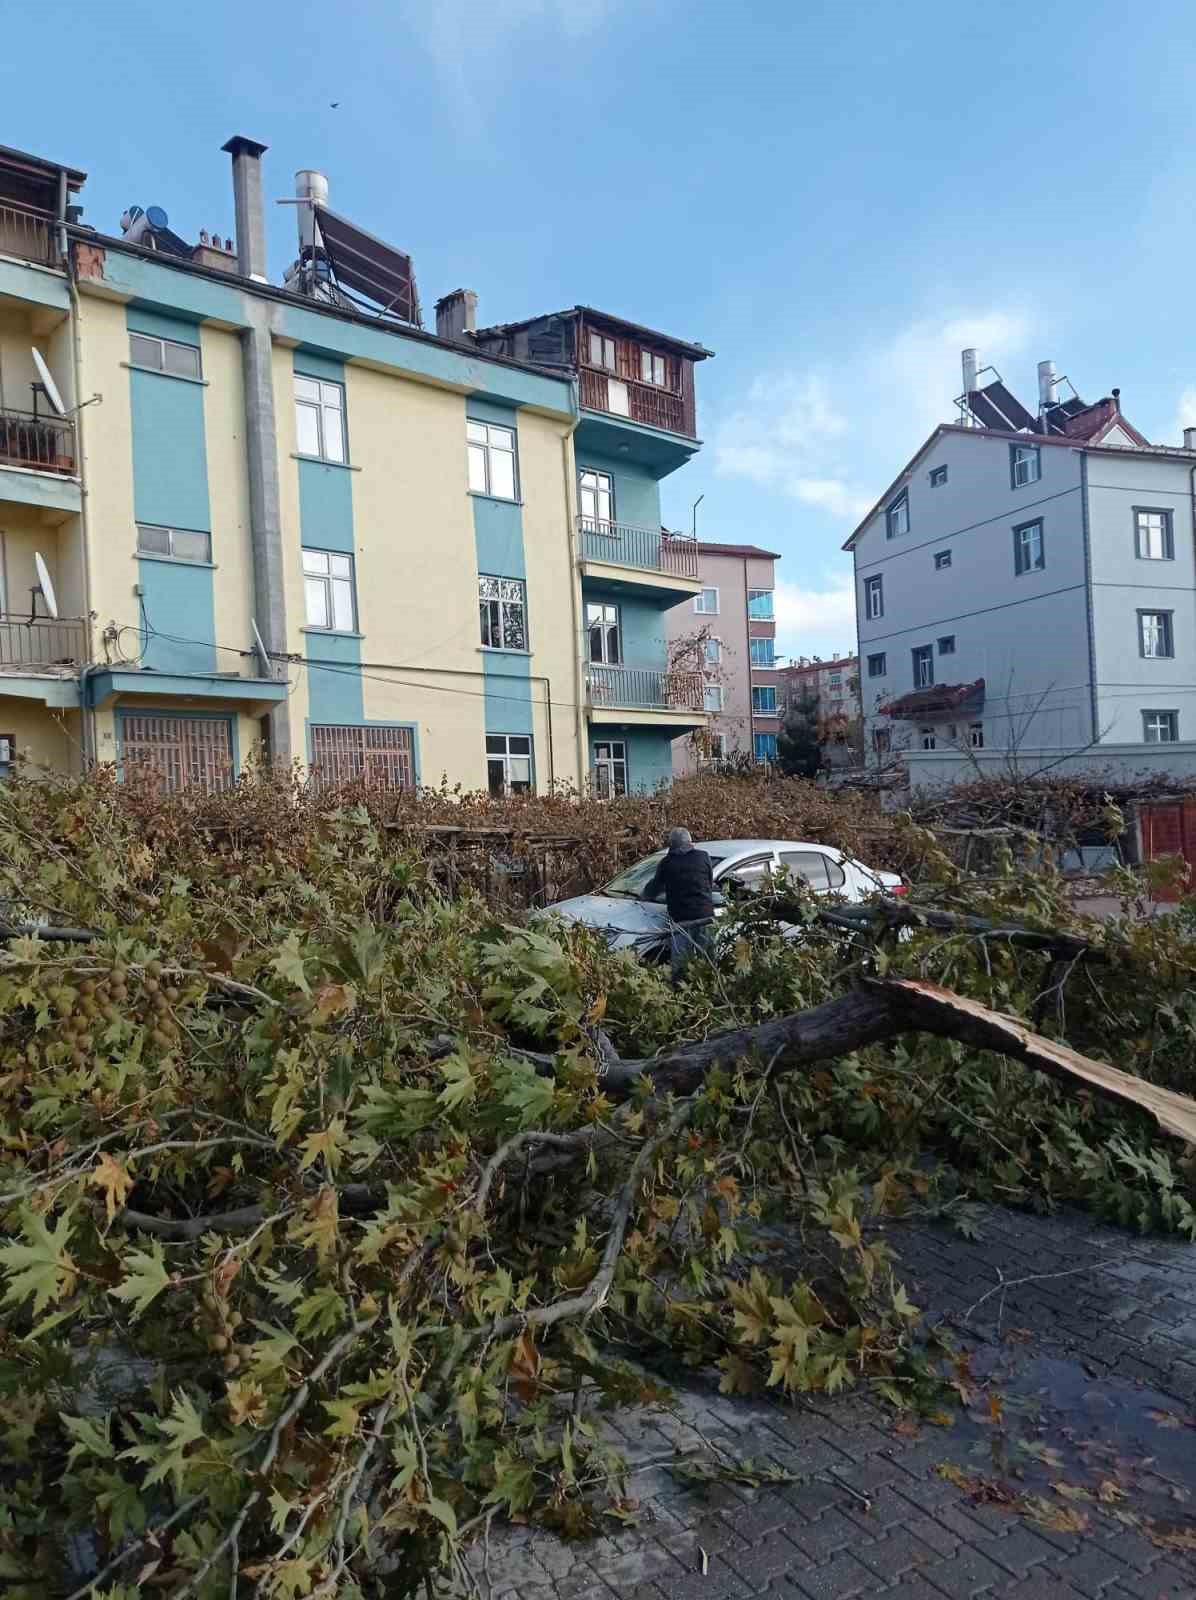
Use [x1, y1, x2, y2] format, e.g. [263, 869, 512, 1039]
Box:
[109, 1241, 173, 1321]
[437, 1055, 477, 1113]
[322, 1398, 361, 1439]
[0, 1209, 76, 1316]
[424, 1495, 458, 1535]
[62, 1411, 114, 1465]
[271, 930, 311, 996]
[120, 1389, 207, 1494]
[498, 1058, 555, 1129]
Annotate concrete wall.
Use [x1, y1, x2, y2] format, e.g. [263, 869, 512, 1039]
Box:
[904, 740, 1196, 790]
[855, 430, 1092, 758]
[0, 696, 79, 775]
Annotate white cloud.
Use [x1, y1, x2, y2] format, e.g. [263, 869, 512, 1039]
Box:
[713, 306, 1035, 523]
[773, 575, 858, 664]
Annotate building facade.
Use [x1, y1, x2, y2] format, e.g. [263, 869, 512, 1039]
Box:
[667, 541, 780, 773]
[779, 654, 862, 768]
[847, 356, 1196, 782]
[0, 139, 711, 797]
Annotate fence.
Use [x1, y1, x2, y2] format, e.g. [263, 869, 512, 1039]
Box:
[0, 615, 85, 670]
[579, 366, 690, 435]
[578, 518, 699, 577]
[588, 664, 704, 712]
[0, 202, 54, 266]
[0, 408, 76, 475]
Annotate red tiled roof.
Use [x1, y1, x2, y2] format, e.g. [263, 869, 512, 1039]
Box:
[697, 541, 782, 559]
[783, 655, 857, 676]
[881, 678, 985, 718]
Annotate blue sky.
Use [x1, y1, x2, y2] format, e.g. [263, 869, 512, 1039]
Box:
[8, 0, 1196, 661]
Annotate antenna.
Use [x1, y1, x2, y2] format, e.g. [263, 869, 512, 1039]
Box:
[251, 617, 273, 678]
[691, 493, 704, 538]
[31, 348, 66, 418]
[33, 552, 59, 620]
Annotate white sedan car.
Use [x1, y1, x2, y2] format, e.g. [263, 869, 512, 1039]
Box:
[543, 838, 904, 954]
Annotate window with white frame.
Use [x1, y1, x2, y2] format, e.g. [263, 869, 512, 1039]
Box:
[640, 349, 668, 386]
[593, 739, 627, 798]
[747, 589, 774, 619]
[829, 672, 842, 688]
[586, 600, 621, 664]
[294, 375, 346, 463]
[873, 727, 891, 756]
[749, 637, 775, 667]
[938, 635, 955, 655]
[578, 468, 614, 529]
[969, 722, 984, 748]
[1139, 610, 1174, 659]
[703, 683, 724, 713]
[588, 333, 616, 371]
[920, 727, 936, 750]
[864, 574, 884, 620]
[1013, 519, 1045, 575]
[467, 420, 517, 500]
[934, 549, 952, 570]
[752, 686, 777, 714]
[912, 644, 934, 687]
[137, 524, 212, 563]
[695, 587, 719, 615]
[930, 465, 948, 487]
[886, 490, 910, 538]
[1010, 443, 1041, 487]
[129, 331, 202, 379]
[486, 734, 533, 796]
[1143, 710, 1179, 744]
[1135, 508, 1174, 561]
[478, 576, 528, 651]
[303, 548, 357, 631]
[707, 733, 727, 760]
[705, 637, 722, 665]
[753, 731, 778, 762]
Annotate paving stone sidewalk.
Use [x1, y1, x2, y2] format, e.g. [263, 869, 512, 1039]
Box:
[473, 1205, 1196, 1600]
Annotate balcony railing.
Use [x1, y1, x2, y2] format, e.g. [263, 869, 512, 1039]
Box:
[578, 517, 699, 579]
[0, 408, 76, 476]
[579, 367, 693, 437]
[588, 664, 704, 714]
[0, 202, 55, 266]
[0, 614, 86, 671]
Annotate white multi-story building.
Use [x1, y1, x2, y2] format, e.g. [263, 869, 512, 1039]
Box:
[846, 353, 1196, 782]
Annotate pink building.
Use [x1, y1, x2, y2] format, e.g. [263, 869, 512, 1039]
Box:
[669, 541, 780, 773]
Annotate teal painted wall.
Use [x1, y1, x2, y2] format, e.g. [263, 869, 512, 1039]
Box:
[297, 461, 355, 552]
[590, 729, 675, 793]
[468, 398, 532, 743]
[126, 308, 216, 673]
[304, 635, 365, 724]
[575, 449, 661, 530]
[582, 583, 669, 669]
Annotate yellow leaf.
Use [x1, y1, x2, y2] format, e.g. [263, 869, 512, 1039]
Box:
[226, 1378, 267, 1428]
[289, 1186, 339, 1268]
[298, 1119, 345, 1179]
[91, 1152, 134, 1226]
[1097, 1479, 1126, 1504]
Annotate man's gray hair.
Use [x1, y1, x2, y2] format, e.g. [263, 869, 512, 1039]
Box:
[668, 827, 694, 851]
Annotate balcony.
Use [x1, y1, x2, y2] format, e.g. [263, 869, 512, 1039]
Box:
[0, 614, 86, 671]
[0, 408, 75, 476]
[0, 202, 54, 267]
[579, 366, 693, 437]
[587, 664, 706, 728]
[577, 516, 701, 600]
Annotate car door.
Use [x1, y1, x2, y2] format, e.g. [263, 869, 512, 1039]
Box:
[777, 848, 849, 898]
[715, 852, 780, 903]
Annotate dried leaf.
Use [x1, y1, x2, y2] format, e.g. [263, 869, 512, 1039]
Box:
[90, 1152, 134, 1226]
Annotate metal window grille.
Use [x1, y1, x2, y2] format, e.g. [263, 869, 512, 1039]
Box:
[310, 724, 415, 790]
[121, 715, 233, 794]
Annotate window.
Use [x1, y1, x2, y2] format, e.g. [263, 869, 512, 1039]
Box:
[937, 635, 956, 655]
[749, 637, 775, 667]
[752, 686, 777, 714]
[780, 850, 846, 891]
[705, 637, 722, 665]
[479, 576, 528, 651]
[1013, 519, 1045, 575]
[703, 684, 724, 713]
[121, 714, 233, 794]
[588, 333, 616, 371]
[873, 728, 891, 756]
[0, 733, 15, 779]
[1011, 444, 1041, 488]
[829, 673, 842, 688]
[969, 722, 984, 748]
[1139, 610, 1174, 659]
[586, 600, 621, 664]
[920, 728, 936, 750]
[294, 375, 346, 463]
[466, 420, 517, 500]
[640, 350, 668, 386]
[303, 549, 357, 632]
[1135, 508, 1174, 561]
[128, 331, 202, 380]
[747, 589, 775, 619]
[864, 574, 884, 620]
[724, 854, 775, 891]
[578, 468, 614, 530]
[486, 734, 533, 796]
[705, 733, 727, 760]
[912, 645, 934, 687]
[934, 550, 952, 570]
[310, 724, 415, 790]
[867, 652, 887, 678]
[886, 491, 910, 538]
[929, 465, 948, 488]
[137, 524, 212, 563]
[593, 739, 627, 798]
[695, 588, 719, 615]
[1143, 710, 1179, 743]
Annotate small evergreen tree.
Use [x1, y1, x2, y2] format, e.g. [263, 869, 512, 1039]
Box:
[778, 687, 822, 777]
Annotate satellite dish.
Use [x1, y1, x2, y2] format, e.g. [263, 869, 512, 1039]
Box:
[33, 552, 59, 620]
[31, 348, 66, 417]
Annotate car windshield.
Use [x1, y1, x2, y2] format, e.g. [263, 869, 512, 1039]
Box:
[602, 848, 726, 899]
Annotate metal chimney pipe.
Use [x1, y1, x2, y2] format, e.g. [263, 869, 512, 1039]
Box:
[961, 348, 979, 395]
[294, 169, 328, 255]
[222, 135, 269, 281]
[1184, 428, 1196, 450]
[1038, 360, 1059, 408]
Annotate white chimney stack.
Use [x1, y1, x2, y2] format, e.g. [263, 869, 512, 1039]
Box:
[961, 348, 979, 395]
[1184, 428, 1196, 450]
[1038, 360, 1059, 409]
[295, 169, 329, 254]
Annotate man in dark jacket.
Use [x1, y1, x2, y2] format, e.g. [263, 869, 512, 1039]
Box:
[643, 828, 715, 983]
